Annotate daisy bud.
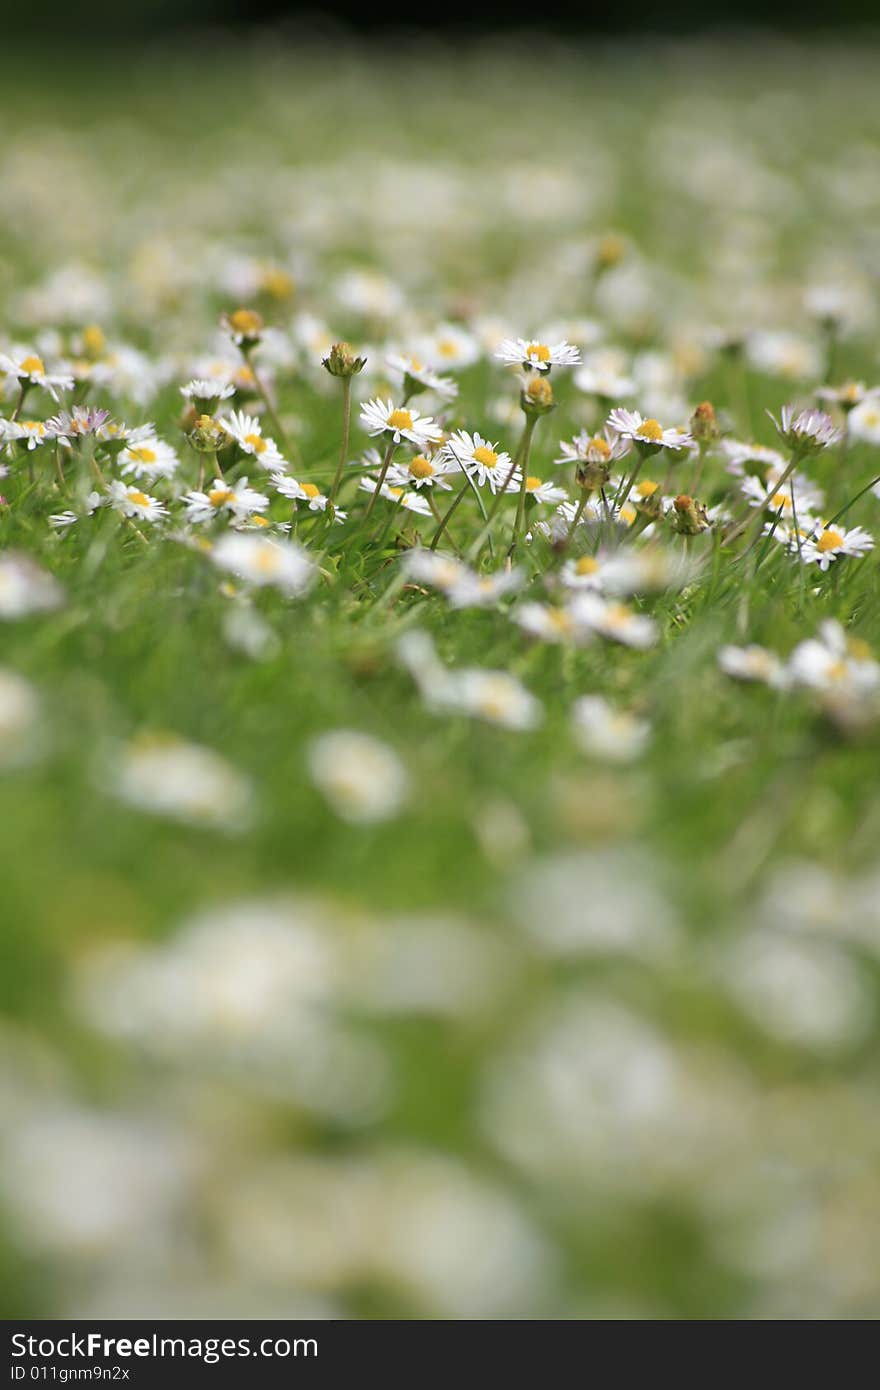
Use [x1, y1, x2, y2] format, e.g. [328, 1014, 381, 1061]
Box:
[223, 307, 264, 349]
[690, 400, 720, 444]
[670, 493, 710, 535]
[521, 375, 555, 418]
[322, 342, 367, 379]
[189, 414, 230, 454]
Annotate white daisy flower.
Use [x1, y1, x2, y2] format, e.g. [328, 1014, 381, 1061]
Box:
[848, 397, 880, 446]
[118, 435, 179, 481]
[0, 348, 74, 402]
[358, 478, 433, 515]
[272, 474, 331, 512]
[110, 733, 253, 831]
[721, 439, 788, 478]
[307, 730, 408, 824]
[494, 338, 580, 373]
[385, 452, 456, 491]
[606, 408, 692, 453]
[747, 330, 822, 382]
[0, 418, 53, 451]
[741, 473, 824, 518]
[769, 403, 841, 453]
[400, 550, 468, 595]
[522, 476, 569, 506]
[385, 354, 458, 401]
[416, 324, 480, 370]
[574, 362, 636, 400]
[49, 491, 102, 534]
[569, 595, 658, 649]
[449, 669, 543, 730]
[0, 553, 64, 618]
[183, 477, 269, 525]
[555, 429, 629, 469]
[799, 522, 874, 570]
[513, 603, 590, 644]
[571, 696, 651, 763]
[0, 668, 42, 768]
[180, 378, 236, 406]
[108, 481, 167, 522]
[359, 398, 442, 449]
[211, 534, 315, 596]
[718, 645, 788, 687]
[445, 567, 524, 610]
[222, 410, 287, 470]
[559, 554, 607, 591]
[787, 622, 879, 695]
[442, 430, 518, 494]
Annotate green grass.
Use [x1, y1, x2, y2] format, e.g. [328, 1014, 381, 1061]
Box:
[2, 37, 880, 1320]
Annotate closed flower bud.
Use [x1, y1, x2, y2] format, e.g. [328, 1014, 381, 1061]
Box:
[690, 400, 720, 444]
[322, 342, 367, 378]
[521, 375, 555, 418]
[189, 413, 230, 454]
[670, 493, 710, 535]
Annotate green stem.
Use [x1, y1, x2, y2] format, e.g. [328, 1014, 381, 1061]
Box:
[330, 377, 351, 505]
[429, 477, 470, 551]
[363, 437, 398, 523]
[508, 416, 539, 557]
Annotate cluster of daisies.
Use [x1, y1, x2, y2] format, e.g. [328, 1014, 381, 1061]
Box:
[3, 299, 880, 744]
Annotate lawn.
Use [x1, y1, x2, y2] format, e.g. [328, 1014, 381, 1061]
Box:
[2, 36, 880, 1319]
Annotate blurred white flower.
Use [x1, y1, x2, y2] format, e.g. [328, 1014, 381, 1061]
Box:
[307, 730, 408, 824]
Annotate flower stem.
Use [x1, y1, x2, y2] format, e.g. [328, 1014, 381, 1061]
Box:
[330, 377, 351, 505]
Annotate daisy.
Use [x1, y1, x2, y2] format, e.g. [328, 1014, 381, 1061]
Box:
[769, 404, 841, 454]
[45, 407, 112, 445]
[222, 410, 287, 471]
[416, 324, 480, 370]
[272, 474, 332, 512]
[570, 595, 658, 649]
[747, 330, 821, 382]
[559, 554, 607, 591]
[800, 522, 874, 570]
[0, 347, 73, 402]
[848, 397, 880, 446]
[816, 381, 877, 414]
[741, 474, 823, 519]
[721, 439, 788, 478]
[555, 430, 629, 470]
[358, 478, 433, 516]
[359, 398, 442, 449]
[385, 452, 456, 491]
[449, 669, 543, 730]
[385, 354, 458, 401]
[494, 338, 580, 373]
[0, 419, 52, 451]
[787, 621, 879, 695]
[111, 733, 253, 831]
[718, 645, 788, 687]
[572, 696, 651, 763]
[118, 435, 180, 482]
[513, 602, 589, 644]
[222, 307, 264, 346]
[0, 552, 64, 618]
[49, 491, 102, 534]
[522, 476, 569, 506]
[442, 430, 518, 494]
[445, 567, 524, 610]
[108, 481, 167, 522]
[573, 362, 636, 400]
[183, 477, 269, 525]
[307, 730, 408, 825]
[211, 534, 315, 596]
[180, 378, 236, 408]
[606, 408, 692, 453]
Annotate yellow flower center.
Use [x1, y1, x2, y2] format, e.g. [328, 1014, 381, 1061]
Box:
[128, 446, 157, 464]
[589, 437, 611, 459]
[525, 476, 543, 492]
[387, 408, 413, 431]
[387, 486, 404, 499]
[607, 603, 632, 627]
[228, 308, 263, 337]
[129, 491, 150, 508]
[619, 504, 636, 525]
[526, 342, 551, 363]
[407, 358, 424, 373]
[260, 268, 294, 300]
[636, 480, 658, 497]
[20, 355, 45, 375]
[409, 456, 434, 478]
[817, 529, 844, 552]
[254, 547, 280, 573]
[472, 445, 498, 469]
[300, 483, 320, 499]
[575, 556, 599, 575]
[637, 418, 664, 442]
[437, 339, 458, 358]
[83, 325, 105, 356]
[22, 421, 45, 434]
[244, 433, 267, 454]
[769, 492, 789, 509]
[251, 514, 270, 527]
[208, 488, 236, 507]
[848, 637, 872, 661]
